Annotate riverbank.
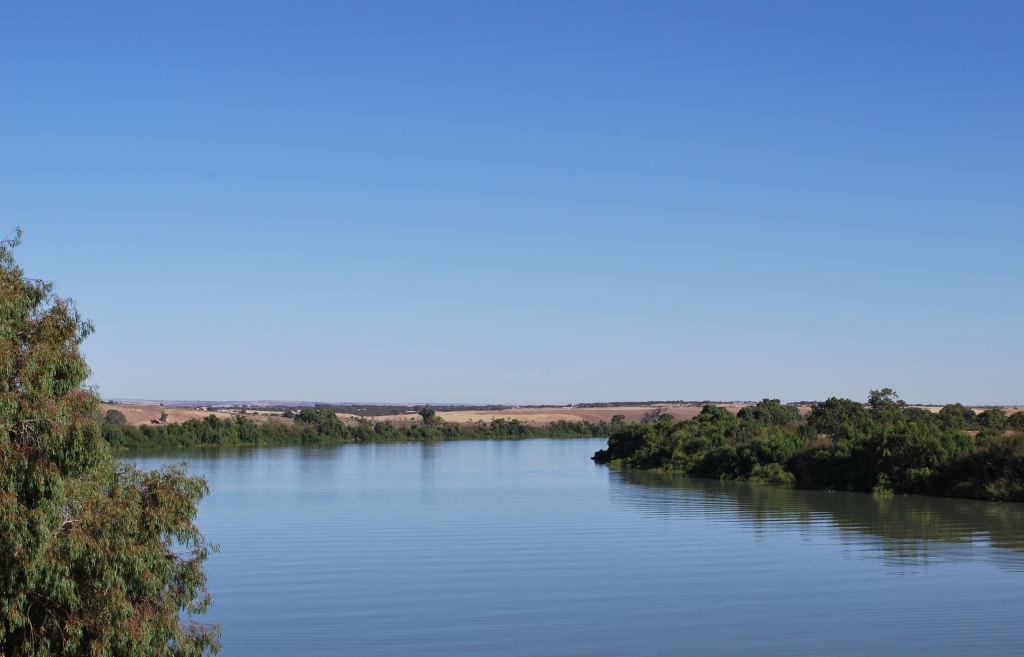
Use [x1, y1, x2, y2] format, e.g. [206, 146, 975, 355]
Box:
[593, 391, 1024, 502]
[100, 401, 770, 428]
[101, 410, 620, 450]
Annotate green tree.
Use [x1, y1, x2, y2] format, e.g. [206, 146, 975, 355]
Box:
[737, 399, 802, 426]
[806, 397, 870, 435]
[938, 404, 976, 430]
[103, 409, 128, 426]
[694, 404, 734, 424]
[294, 408, 349, 439]
[978, 408, 1009, 431]
[867, 388, 906, 424]
[418, 406, 440, 426]
[0, 231, 219, 656]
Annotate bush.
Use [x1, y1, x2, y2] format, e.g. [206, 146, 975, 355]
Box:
[938, 403, 976, 430]
[294, 408, 350, 439]
[103, 408, 127, 426]
[806, 397, 871, 435]
[933, 435, 1024, 501]
[593, 387, 1024, 502]
[737, 399, 802, 426]
[977, 408, 1009, 431]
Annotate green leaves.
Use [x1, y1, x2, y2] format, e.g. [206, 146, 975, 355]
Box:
[594, 389, 1024, 502]
[293, 408, 350, 439]
[737, 399, 802, 427]
[806, 397, 871, 436]
[0, 234, 220, 656]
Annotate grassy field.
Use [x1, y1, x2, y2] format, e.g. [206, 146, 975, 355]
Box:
[101, 401, 1023, 429]
[101, 404, 289, 426]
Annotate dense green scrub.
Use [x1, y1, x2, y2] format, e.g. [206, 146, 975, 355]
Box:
[102, 409, 624, 450]
[593, 392, 1024, 502]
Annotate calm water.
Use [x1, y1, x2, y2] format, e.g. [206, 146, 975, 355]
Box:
[125, 438, 1024, 656]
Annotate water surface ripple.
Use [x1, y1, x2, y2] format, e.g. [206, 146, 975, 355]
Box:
[125, 438, 1024, 656]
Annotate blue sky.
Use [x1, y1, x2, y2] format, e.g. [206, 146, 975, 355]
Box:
[1, 1, 1021, 405]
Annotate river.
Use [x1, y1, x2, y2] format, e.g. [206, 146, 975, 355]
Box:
[124, 438, 1024, 656]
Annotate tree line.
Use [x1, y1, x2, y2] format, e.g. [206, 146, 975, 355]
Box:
[594, 391, 1024, 501]
[99, 407, 626, 449]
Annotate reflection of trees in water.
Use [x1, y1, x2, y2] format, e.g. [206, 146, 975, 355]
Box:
[614, 470, 1024, 568]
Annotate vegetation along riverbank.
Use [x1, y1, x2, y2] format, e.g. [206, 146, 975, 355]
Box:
[100, 407, 624, 449]
[593, 393, 1024, 502]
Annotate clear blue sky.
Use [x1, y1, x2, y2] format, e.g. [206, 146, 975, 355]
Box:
[2, 1, 1021, 405]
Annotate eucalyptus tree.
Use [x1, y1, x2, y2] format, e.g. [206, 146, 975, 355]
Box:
[0, 230, 219, 656]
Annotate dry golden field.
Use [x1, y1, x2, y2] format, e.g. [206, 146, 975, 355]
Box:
[100, 402, 1021, 428]
[100, 404, 293, 426]
[908, 405, 1022, 415]
[100, 402, 734, 427]
[344, 403, 776, 426]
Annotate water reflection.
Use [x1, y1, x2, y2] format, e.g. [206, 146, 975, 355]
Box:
[615, 470, 1024, 569]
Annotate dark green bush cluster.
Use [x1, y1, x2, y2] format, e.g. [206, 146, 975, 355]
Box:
[101, 413, 294, 448]
[101, 411, 618, 449]
[594, 392, 1024, 501]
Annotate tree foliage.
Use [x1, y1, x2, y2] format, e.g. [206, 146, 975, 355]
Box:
[99, 409, 619, 449]
[938, 403, 975, 430]
[418, 407, 439, 426]
[0, 231, 219, 656]
[595, 389, 1024, 502]
[806, 397, 870, 435]
[103, 409, 127, 426]
[977, 408, 1009, 430]
[736, 399, 802, 426]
